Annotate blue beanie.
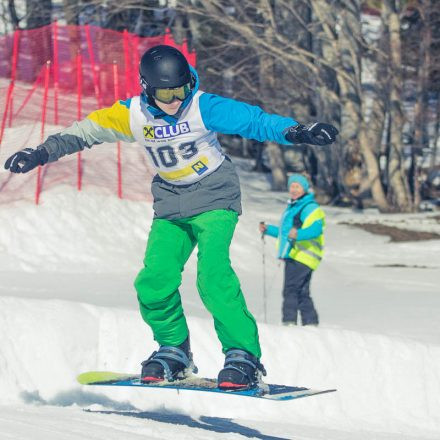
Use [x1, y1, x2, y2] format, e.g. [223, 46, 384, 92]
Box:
[287, 174, 309, 192]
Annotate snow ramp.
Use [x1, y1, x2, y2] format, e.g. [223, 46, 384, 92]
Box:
[0, 296, 439, 438]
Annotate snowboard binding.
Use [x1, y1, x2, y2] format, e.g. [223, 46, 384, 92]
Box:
[141, 339, 198, 383]
[217, 349, 267, 391]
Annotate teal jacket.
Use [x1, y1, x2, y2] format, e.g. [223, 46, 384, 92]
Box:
[265, 193, 323, 259]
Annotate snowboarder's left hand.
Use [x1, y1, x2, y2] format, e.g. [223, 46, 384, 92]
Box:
[4, 147, 49, 173]
[285, 122, 339, 146]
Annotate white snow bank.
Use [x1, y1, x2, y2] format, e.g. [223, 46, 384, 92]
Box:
[0, 296, 439, 438]
[1, 183, 439, 345]
[0, 186, 152, 273]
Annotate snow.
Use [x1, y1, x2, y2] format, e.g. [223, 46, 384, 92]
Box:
[1, 127, 440, 439]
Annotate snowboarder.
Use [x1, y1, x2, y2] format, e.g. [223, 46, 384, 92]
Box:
[259, 174, 325, 326]
[4, 45, 338, 390]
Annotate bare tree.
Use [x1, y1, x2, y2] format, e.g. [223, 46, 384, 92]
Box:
[381, 0, 412, 211]
[176, 1, 344, 194]
[258, 0, 286, 190]
[400, 1, 440, 205]
[176, 1, 385, 204]
[9, 0, 430, 211]
[311, 0, 365, 205]
[174, 0, 431, 211]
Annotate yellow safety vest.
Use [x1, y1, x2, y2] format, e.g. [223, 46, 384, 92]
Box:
[288, 207, 325, 270]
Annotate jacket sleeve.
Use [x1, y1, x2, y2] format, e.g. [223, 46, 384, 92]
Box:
[41, 99, 136, 163]
[296, 204, 324, 241]
[296, 220, 323, 241]
[199, 93, 298, 145]
[265, 224, 279, 238]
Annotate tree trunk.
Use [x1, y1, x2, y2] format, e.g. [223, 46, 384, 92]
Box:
[383, 0, 412, 211]
[359, 126, 389, 210]
[267, 142, 287, 190]
[358, 7, 389, 210]
[259, 0, 286, 190]
[431, 94, 440, 169]
[62, 0, 81, 76]
[26, 0, 52, 82]
[311, 0, 364, 202]
[62, 0, 80, 25]
[336, 1, 363, 202]
[172, 8, 185, 45]
[8, 0, 21, 29]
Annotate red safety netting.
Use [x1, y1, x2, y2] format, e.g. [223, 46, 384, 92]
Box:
[0, 23, 196, 205]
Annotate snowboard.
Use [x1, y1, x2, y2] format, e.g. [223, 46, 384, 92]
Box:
[77, 371, 336, 401]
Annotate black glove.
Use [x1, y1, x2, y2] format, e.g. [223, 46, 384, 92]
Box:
[285, 122, 339, 146]
[4, 147, 49, 173]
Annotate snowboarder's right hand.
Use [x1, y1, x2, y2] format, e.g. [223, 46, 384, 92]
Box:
[4, 147, 49, 173]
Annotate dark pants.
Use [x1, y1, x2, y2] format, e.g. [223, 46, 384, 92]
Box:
[282, 259, 319, 325]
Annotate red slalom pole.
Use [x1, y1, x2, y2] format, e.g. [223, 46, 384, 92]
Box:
[113, 61, 122, 199]
[53, 20, 59, 125]
[0, 29, 20, 149]
[35, 61, 51, 205]
[76, 51, 83, 191]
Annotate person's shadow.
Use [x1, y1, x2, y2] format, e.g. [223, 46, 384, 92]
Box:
[85, 408, 292, 440]
[21, 389, 292, 439]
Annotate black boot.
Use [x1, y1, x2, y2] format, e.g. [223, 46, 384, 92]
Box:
[217, 349, 266, 390]
[141, 338, 197, 383]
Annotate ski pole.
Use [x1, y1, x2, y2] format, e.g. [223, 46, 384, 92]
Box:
[260, 221, 267, 323]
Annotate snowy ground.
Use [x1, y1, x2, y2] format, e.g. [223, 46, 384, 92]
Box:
[0, 130, 440, 439]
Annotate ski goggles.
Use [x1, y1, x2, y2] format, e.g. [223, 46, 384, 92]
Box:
[153, 83, 192, 104]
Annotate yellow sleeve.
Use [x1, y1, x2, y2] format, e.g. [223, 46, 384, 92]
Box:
[86, 100, 134, 141]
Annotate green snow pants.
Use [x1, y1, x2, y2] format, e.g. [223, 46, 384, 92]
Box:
[134, 209, 261, 358]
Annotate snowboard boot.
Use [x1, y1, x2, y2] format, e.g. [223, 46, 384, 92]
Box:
[140, 338, 197, 383]
[217, 349, 266, 391]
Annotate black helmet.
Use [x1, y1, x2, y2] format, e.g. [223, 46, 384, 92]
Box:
[139, 45, 192, 99]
